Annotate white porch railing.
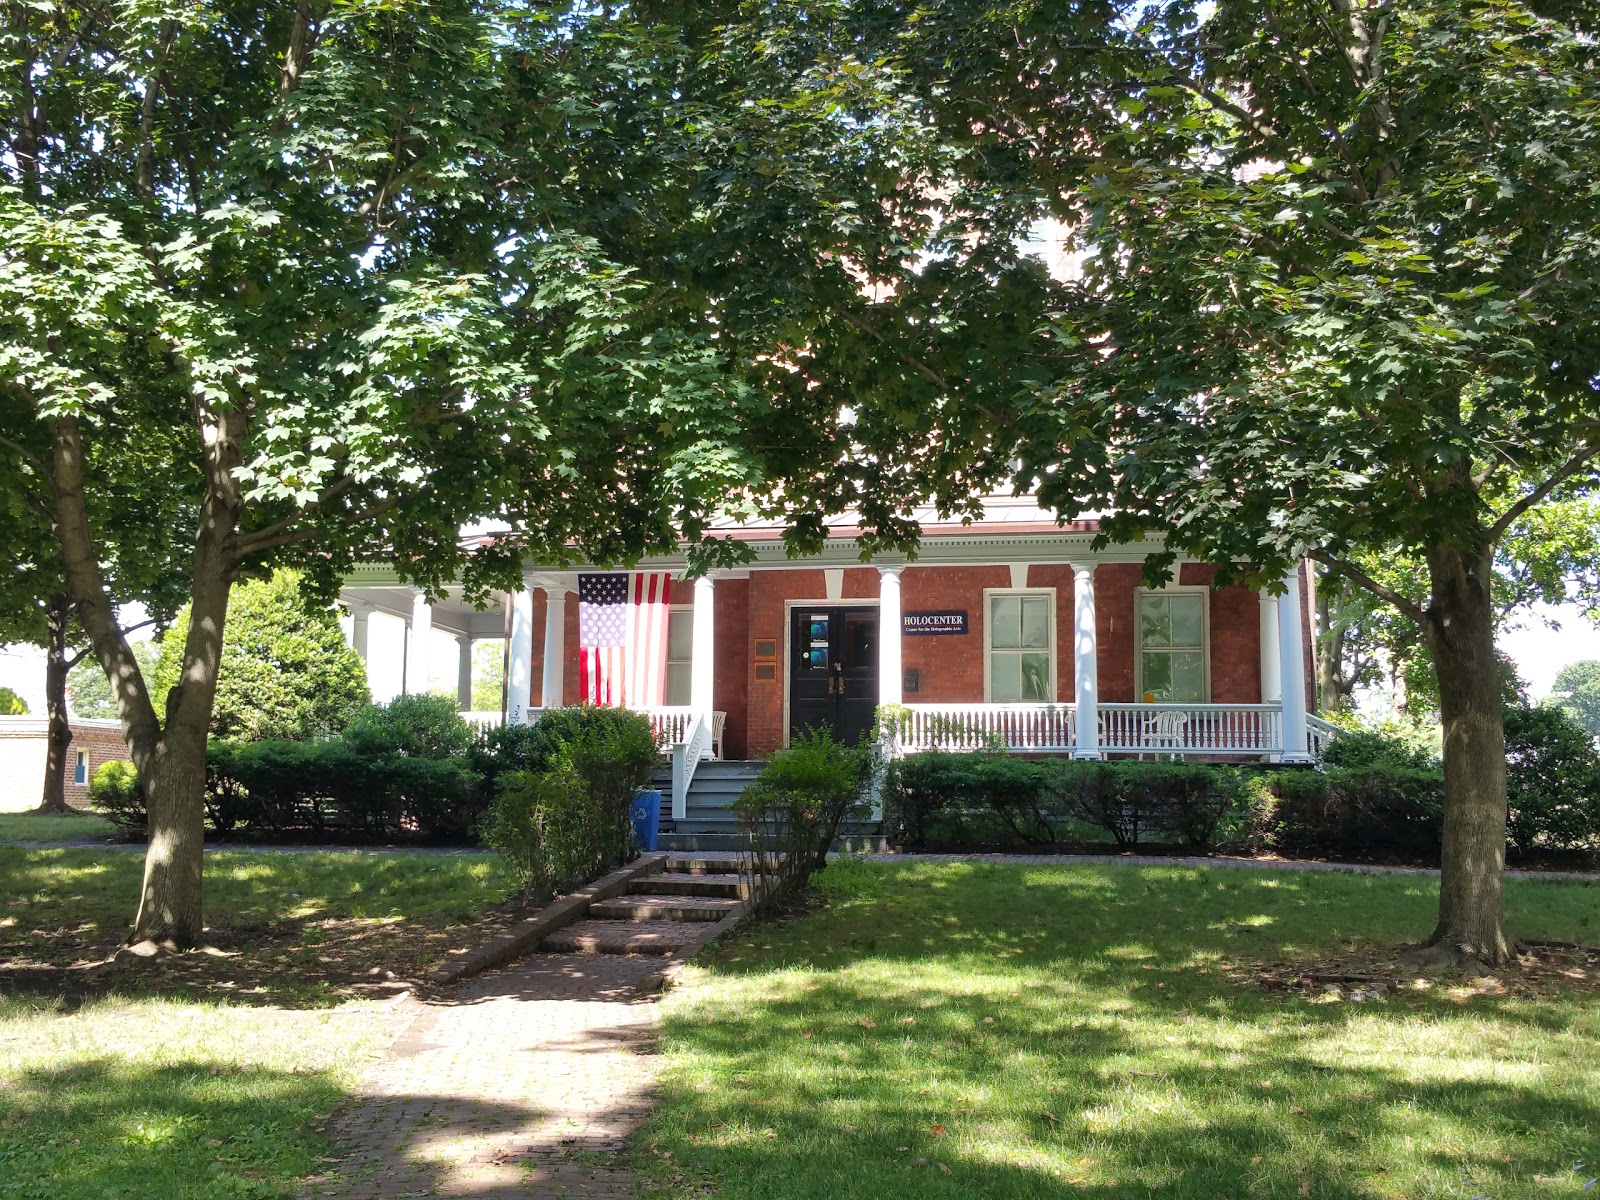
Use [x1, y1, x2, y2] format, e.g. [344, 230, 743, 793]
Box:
[1099, 703, 1283, 756]
[899, 701, 1306, 757]
[898, 703, 1078, 753]
[462, 710, 503, 731]
[1305, 714, 1340, 758]
[671, 710, 714, 819]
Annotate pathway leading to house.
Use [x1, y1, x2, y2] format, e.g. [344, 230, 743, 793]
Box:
[320, 856, 750, 1200]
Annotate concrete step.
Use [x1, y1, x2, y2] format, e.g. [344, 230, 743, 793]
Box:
[590, 895, 739, 922]
[540, 919, 701, 956]
[629, 872, 747, 897]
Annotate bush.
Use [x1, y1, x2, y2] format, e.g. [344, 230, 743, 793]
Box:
[482, 707, 659, 900]
[735, 729, 872, 910]
[1321, 723, 1438, 771]
[90, 760, 144, 833]
[1503, 702, 1600, 853]
[345, 693, 472, 761]
[1053, 761, 1248, 849]
[889, 751, 1053, 846]
[1263, 767, 1444, 860]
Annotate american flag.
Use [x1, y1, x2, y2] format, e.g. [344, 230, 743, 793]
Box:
[578, 572, 672, 706]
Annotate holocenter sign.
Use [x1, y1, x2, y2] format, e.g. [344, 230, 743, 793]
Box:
[902, 610, 968, 636]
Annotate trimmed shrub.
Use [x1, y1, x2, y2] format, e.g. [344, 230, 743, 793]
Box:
[734, 729, 872, 911]
[1053, 761, 1249, 849]
[482, 707, 659, 900]
[90, 760, 144, 833]
[1263, 767, 1444, 860]
[344, 694, 472, 761]
[1504, 702, 1600, 853]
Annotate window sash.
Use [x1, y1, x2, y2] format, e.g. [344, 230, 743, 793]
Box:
[986, 590, 1054, 702]
[1136, 591, 1208, 702]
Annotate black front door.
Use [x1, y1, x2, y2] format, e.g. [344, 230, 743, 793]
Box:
[790, 606, 879, 746]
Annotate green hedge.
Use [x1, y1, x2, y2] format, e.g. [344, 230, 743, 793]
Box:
[888, 724, 1600, 860]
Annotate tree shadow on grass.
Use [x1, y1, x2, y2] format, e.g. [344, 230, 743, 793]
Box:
[636, 861, 1600, 1198]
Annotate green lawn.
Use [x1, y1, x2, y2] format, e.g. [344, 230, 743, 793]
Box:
[0, 809, 116, 844]
[0, 846, 518, 1199]
[642, 861, 1600, 1200]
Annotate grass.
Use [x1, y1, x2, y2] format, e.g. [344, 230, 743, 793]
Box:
[0, 845, 519, 1198]
[0, 810, 115, 844]
[642, 860, 1600, 1200]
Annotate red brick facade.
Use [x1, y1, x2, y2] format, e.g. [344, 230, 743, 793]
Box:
[516, 561, 1313, 759]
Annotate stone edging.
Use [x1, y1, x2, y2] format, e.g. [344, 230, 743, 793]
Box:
[427, 853, 667, 986]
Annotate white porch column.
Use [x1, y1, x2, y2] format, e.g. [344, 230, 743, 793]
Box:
[878, 566, 903, 707]
[691, 575, 715, 716]
[349, 602, 371, 665]
[541, 584, 569, 711]
[507, 583, 536, 725]
[456, 635, 474, 711]
[1259, 590, 1281, 703]
[1276, 567, 1313, 762]
[404, 590, 432, 695]
[1073, 563, 1102, 760]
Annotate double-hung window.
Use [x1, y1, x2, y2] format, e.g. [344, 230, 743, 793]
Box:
[664, 607, 694, 705]
[1137, 590, 1208, 702]
[986, 591, 1054, 702]
[73, 751, 87, 786]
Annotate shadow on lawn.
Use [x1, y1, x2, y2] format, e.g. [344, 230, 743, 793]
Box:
[640, 861, 1599, 1198]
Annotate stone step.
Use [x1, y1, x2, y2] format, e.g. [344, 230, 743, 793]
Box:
[540, 919, 701, 956]
[590, 895, 739, 922]
[629, 872, 748, 897]
[664, 855, 750, 874]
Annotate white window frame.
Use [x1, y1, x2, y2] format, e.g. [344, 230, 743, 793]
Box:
[1133, 585, 1212, 703]
[982, 588, 1057, 703]
[73, 750, 87, 786]
[663, 603, 695, 706]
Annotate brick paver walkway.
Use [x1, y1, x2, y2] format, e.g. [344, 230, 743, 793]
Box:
[322, 954, 666, 1200]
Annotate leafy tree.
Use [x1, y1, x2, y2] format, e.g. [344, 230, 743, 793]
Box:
[690, 1, 1600, 965]
[67, 641, 159, 720]
[471, 641, 505, 714]
[1018, 1, 1600, 965]
[0, 4, 761, 946]
[1547, 660, 1600, 738]
[0, 687, 27, 715]
[153, 571, 368, 743]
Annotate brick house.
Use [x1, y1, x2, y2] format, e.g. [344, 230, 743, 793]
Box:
[0, 716, 128, 812]
[339, 496, 1327, 820]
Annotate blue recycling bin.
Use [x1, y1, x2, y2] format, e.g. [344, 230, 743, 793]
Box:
[630, 788, 662, 851]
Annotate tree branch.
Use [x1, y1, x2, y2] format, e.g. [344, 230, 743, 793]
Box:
[1487, 442, 1600, 543]
[231, 495, 404, 559]
[1311, 550, 1427, 625]
[229, 475, 354, 558]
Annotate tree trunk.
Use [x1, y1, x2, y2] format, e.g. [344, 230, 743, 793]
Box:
[36, 593, 73, 814]
[131, 726, 209, 947]
[1422, 542, 1510, 967]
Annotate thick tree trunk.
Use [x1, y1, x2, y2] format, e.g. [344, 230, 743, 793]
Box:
[131, 726, 209, 947]
[1422, 543, 1510, 967]
[36, 593, 73, 815]
[49, 410, 243, 951]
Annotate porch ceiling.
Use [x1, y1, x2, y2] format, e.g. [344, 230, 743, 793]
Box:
[340, 585, 507, 638]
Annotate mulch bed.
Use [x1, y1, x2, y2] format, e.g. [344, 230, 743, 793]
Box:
[0, 899, 541, 1011]
[1253, 938, 1600, 1004]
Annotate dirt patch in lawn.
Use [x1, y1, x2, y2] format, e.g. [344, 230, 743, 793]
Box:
[1247, 937, 1600, 1004]
[0, 899, 537, 1011]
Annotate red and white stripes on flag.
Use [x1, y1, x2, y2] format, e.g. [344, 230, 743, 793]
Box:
[577, 571, 672, 707]
[625, 572, 671, 708]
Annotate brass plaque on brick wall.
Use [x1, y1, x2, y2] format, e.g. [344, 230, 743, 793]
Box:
[754, 662, 777, 682]
[754, 638, 777, 659]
